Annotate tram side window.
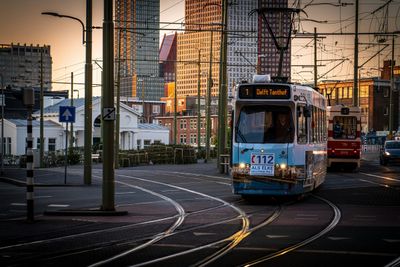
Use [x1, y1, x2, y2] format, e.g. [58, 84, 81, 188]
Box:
[311, 106, 316, 143]
[297, 106, 308, 144]
[333, 116, 357, 139]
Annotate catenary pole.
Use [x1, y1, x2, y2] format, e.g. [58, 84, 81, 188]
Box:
[353, 0, 359, 107]
[84, 0, 93, 185]
[102, 0, 115, 211]
[40, 49, 44, 168]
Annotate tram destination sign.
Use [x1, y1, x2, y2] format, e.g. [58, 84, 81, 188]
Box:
[238, 84, 291, 99]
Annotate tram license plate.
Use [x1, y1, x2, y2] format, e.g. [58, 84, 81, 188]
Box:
[250, 153, 275, 176]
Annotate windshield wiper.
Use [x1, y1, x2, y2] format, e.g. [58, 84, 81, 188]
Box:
[236, 128, 247, 143]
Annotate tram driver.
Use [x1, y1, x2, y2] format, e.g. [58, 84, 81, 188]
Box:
[275, 112, 293, 143]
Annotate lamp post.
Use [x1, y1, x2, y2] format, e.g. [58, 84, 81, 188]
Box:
[42, 0, 93, 185]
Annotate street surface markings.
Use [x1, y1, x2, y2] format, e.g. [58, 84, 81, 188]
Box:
[235, 247, 396, 257]
[10, 203, 26, 206]
[193, 232, 217, 236]
[353, 215, 376, 221]
[295, 214, 318, 220]
[266, 235, 289, 239]
[161, 189, 180, 193]
[47, 204, 70, 208]
[115, 191, 136, 195]
[383, 239, 400, 243]
[327, 236, 351, 241]
[360, 172, 400, 182]
[359, 179, 390, 188]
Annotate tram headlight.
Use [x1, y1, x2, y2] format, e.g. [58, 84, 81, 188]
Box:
[385, 151, 390, 156]
[239, 162, 246, 169]
[280, 163, 287, 170]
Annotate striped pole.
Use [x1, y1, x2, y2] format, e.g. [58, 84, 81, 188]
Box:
[26, 106, 34, 222]
[23, 88, 35, 222]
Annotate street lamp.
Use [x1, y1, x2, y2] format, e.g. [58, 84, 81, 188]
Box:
[42, 0, 93, 185]
[41, 12, 85, 44]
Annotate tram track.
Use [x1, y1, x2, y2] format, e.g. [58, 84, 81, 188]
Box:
[237, 195, 341, 267]
[2, 168, 345, 267]
[1, 169, 256, 267]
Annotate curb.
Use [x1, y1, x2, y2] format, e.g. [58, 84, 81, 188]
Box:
[43, 209, 129, 216]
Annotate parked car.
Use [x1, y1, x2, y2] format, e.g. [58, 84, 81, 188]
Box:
[380, 140, 400, 165]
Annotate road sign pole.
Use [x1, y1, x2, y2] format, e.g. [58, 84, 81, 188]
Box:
[64, 122, 68, 184]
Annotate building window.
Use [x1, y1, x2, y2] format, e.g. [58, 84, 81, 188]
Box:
[190, 134, 197, 144]
[190, 119, 196, 129]
[6, 137, 11, 155]
[384, 106, 389, 115]
[137, 139, 141, 150]
[144, 140, 151, 148]
[180, 119, 187, 130]
[152, 105, 160, 114]
[384, 87, 389, 97]
[360, 85, 369, 98]
[154, 140, 161, 145]
[180, 134, 186, 144]
[48, 138, 56, 152]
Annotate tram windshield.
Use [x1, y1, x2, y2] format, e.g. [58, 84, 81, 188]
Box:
[333, 116, 357, 139]
[236, 106, 294, 144]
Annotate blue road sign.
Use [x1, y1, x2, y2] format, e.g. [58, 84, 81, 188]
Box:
[59, 106, 76, 123]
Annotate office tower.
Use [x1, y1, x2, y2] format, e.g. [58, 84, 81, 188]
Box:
[258, 0, 291, 80]
[115, 0, 164, 101]
[176, 0, 222, 98]
[226, 0, 258, 96]
[0, 43, 52, 90]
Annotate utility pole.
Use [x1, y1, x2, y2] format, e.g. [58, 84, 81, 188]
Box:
[197, 49, 201, 152]
[40, 49, 44, 168]
[217, 0, 228, 173]
[102, 0, 115, 211]
[115, 29, 121, 168]
[389, 36, 395, 137]
[205, 29, 213, 163]
[314, 27, 318, 88]
[84, 0, 93, 185]
[174, 60, 177, 145]
[70, 72, 74, 151]
[353, 0, 359, 107]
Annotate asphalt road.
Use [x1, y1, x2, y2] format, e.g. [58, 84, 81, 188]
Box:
[0, 157, 399, 267]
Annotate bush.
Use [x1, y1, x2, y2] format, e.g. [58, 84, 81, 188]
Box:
[68, 148, 82, 165]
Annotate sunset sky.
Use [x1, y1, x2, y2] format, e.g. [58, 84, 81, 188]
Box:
[0, 0, 399, 95]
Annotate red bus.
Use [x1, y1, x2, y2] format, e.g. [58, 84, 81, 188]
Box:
[327, 105, 361, 171]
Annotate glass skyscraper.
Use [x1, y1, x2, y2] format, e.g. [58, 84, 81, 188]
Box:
[115, 0, 164, 101]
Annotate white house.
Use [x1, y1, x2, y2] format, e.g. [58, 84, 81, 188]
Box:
[1, 119, 65, 155]
[31, 97, 169, 151]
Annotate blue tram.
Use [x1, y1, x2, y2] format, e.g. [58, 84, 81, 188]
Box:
[231, 75, 327, 197]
